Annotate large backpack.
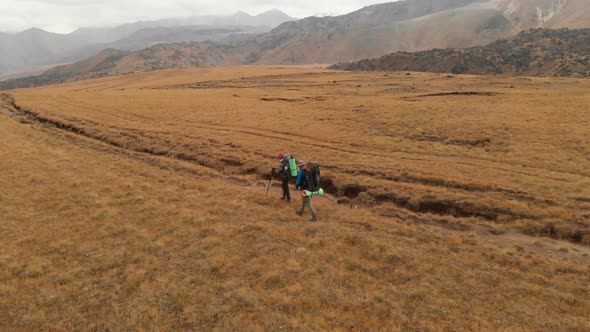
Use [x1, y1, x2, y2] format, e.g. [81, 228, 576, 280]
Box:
[280, 154, 295, 178]
[306, 161, 321, 191]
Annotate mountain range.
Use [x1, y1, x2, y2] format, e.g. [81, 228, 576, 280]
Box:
[0, 10, 295, 77]
[1, 0, 589, 89]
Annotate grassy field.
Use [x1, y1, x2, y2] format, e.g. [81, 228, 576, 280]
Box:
[1, 66, 589, 330]
[6, 66, 590, 242]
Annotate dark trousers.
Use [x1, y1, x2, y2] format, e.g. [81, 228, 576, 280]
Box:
[281, 177, 290, 200]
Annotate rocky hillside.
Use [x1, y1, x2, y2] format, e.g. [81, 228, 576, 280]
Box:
[239, 0, 590, 65]
[331, 28, 590, 77]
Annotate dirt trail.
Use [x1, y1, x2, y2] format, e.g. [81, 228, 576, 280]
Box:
[1, 93, 589, 264]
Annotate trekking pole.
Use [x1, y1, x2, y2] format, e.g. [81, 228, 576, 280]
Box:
[265, 169, 274, 200]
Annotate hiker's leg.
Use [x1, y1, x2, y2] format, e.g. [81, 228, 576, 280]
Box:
[301, 196, 309, 213]
[282, 178, 289, 199]
[284, 178, 291, 201]
[296, 196, 305, 216]
[308, 197, 318, 221]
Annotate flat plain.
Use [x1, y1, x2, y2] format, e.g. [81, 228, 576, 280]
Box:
[1, 66, 589, 330]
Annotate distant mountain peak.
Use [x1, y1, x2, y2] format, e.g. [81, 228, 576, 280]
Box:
[19, 27, 66, 38]
[22, 27, 48, 34]
[259, 9, 286, 15]
[256, 9, 293, 18]
[233, 11, 252, 17]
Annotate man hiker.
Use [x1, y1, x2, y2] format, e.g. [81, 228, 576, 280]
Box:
[274, 151, 293, 202]
[295, 160, 319, 221]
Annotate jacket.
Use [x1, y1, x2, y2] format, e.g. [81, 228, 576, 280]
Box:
[296, 168, 309, 190]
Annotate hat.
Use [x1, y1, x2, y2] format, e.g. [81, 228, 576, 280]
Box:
[297, 160, 306, 167]
[277, 151, 284, 159]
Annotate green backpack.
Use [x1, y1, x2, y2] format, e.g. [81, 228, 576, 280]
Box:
[288, 158, 297, 177]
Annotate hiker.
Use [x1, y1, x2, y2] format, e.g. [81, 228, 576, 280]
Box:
[274, 151, 294, 202]
[295, 160, 319, 221]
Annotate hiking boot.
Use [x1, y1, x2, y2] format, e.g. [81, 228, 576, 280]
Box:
[311, 217, 318, 222]
[296, 210, 303, 216]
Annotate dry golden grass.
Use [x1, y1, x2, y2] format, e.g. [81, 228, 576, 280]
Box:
[1, 66, 589, 330]
[6, 66, 590, 242]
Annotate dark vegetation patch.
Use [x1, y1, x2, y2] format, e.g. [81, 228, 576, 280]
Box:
[91, 53, 128, 72]
[324, 165, 552, 205]
[350, 192, 377, 208]
[416, 91, 498, 97]
[260, 97, 303, 102]
[339, 184, 367, 199]
[220, 158, 244, 166]
[408, 134, 492, 147]
[573, 197, 590, 203]
[372, 190, 526, 222]
[519, 220, 590, 245]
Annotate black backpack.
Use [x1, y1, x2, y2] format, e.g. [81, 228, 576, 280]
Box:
[306, 161, 321, 191]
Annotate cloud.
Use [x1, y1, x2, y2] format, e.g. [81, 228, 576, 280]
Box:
[1, 0, 396, 33]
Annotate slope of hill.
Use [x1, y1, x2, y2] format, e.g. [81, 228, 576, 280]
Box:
[248, 5, 512, 64]
[330, 28, 590, 77]
[106, 26, 269, 51]
[544, 0, 590, 28]
[0, 28, 81, 74]
[241, 0, 590, 65]
[246, 0, 505, 64]
[0, 43, 234, 90]
[0, 49, 126, 90]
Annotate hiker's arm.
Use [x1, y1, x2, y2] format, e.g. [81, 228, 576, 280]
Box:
[280, 158, 289, 175]
[295, 170, 304, 188]
[277, 159, 284, 174]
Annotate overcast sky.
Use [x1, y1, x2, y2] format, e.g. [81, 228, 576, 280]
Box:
[0, 0, 396, 34]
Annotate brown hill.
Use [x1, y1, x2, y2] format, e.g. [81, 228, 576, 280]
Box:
[0, 44, 244, 90]
[248, 0, 510, 64]
[239, 0, 590, 65]
[330, 28, 590, 77]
